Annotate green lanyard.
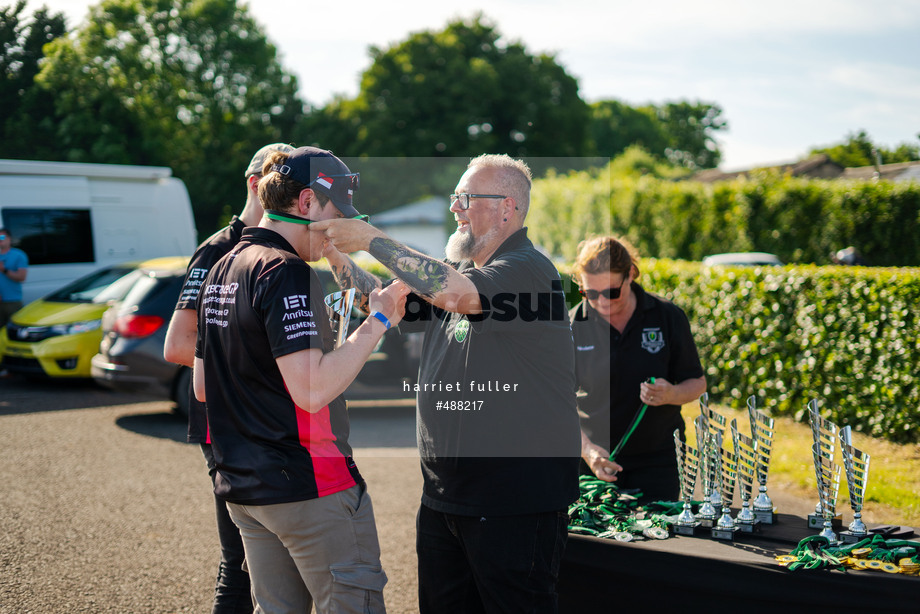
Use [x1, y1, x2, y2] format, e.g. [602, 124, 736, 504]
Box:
[781, 534, 920, 572]
[609, 377, 655, 462]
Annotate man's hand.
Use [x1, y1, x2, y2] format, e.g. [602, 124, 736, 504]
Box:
[368, 280, 410, 328]
[311, 218, 383, 254]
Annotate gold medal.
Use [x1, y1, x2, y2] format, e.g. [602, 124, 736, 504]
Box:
[851, 547, 871, 558]
[775, 555, 798, 566]
[881, 563, 900, 574]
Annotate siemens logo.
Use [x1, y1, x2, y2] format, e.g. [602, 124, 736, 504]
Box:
[284, 321, 316, 333]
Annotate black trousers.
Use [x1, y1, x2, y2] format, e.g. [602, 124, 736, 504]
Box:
[201, 443, 253, 614]
[417, 504, 568, 614]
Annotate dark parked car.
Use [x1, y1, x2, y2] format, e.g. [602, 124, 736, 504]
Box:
[91, 259, 193, 413]
[92, 265, 420, 416]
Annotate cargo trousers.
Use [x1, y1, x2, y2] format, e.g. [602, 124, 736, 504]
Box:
[227, 483, 387, 614]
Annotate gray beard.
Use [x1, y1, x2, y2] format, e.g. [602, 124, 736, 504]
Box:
[445, 228, 477, 261]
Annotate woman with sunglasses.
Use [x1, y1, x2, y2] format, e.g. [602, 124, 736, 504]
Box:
[570, 236, 706, 502]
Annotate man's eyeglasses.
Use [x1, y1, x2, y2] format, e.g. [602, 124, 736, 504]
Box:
[449, 194, 506, 210]
[580, 276, 629, 301]
[270, 164, 360, 190]
[0, 234, 7, 240]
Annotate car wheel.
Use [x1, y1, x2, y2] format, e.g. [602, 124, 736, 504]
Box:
[173, 366, 192, 419]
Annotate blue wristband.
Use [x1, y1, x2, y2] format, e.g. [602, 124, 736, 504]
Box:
[370, 311, 391, 330]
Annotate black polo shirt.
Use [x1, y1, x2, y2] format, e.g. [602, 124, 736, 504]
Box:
[401, 228, 580, 516]
[195, 227, 361, 505]
[175, 215, 246, 443]
[570, 283, 704, 467]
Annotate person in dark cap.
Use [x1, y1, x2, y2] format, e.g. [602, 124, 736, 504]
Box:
[164, 141, 294, 613]
[193, 146, 408, 614]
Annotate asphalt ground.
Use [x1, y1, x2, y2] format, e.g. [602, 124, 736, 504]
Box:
[0, 376, 422, 613]
[0, 375, 819, 613]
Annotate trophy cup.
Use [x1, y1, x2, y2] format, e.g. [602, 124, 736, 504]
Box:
[673, 429, 702, 536]
[730, 418, 759, 533]
[812, 441, 841, 541]
[747, 395, 777, 524]
[700, 394, 728, 511]
[323, 288, 356, 349]
[711, 432, 741, 541]
[807, 401, 843, 531]
[694, 414, 719, 528]
[838, 426, 871, 544]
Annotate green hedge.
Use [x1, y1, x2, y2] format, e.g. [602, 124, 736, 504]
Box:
[530, 167, 920, 266]
[331, 252, 920, 443]
[634, 260, 920, 443]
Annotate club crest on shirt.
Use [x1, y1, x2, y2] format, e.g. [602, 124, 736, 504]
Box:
[454, 319, 470, 343]
[641, 328, 665, 354]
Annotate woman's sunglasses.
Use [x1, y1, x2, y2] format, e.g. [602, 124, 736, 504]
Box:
[579, 276, 628, 301]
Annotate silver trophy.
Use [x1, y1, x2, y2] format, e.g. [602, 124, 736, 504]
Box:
[838, 426, 871, 544]
[323, 288, 356, 349]
[700, 394, 728, 511]
[747, 396, 777, 524]
[673, 429, 702, 535]
[711, 432, 740, 541]
[807, 401, 843, 531]
[694, 413, 719, 527]
[730, 418, 758, 532]
[812, 441, 841, 541]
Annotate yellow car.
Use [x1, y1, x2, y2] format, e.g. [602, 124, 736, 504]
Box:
[1, 257, 189, 378]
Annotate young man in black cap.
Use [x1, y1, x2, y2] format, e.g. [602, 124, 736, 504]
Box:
[194, 146, 408, 614]
[313, 154, 580, 614]
[164, 142, 294, 613]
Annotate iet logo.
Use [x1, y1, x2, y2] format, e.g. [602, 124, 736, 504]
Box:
[284, 294, 311, 309]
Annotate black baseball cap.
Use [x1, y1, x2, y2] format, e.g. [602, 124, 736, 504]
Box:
[270, 146, 361, 217]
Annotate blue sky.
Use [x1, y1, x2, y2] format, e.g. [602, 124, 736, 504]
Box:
[27, 0, 920, 170]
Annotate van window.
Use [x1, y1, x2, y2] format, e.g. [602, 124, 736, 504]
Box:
[1, 208, 95, 265]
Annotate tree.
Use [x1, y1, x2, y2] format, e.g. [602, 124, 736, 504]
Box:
[810, 130, 920, 168]
[588, 100, 666, 159]
[34, 0, 304, 235]
[656, 101, 726, 169]
[588, 99, 726, 169]
[0, 1, 66, 157]
[300, 14, 590, 159]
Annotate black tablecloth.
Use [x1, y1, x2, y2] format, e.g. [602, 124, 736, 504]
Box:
[559, 514, 918, 613]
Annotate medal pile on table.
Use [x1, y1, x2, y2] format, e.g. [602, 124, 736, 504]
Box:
[776, 534, 920, 575]
[567, 475, 672, 542]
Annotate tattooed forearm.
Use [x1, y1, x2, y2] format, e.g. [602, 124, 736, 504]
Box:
[330, 258, 381, 313]
[369, 237, 451, 298]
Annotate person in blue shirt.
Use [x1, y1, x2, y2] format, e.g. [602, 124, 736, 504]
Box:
[0, 228, 29, 328]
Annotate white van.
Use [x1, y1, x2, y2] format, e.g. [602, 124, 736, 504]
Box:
[0, 159, 197, 304]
